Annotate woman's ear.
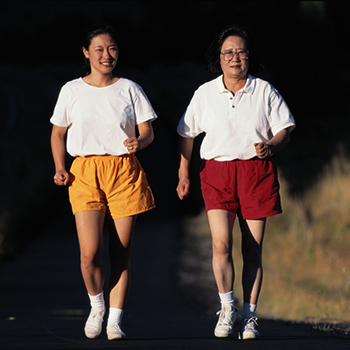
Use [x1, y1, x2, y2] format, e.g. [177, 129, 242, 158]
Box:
[82, 47, 89, 59]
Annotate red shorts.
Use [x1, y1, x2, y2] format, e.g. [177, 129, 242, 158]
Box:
[199, 158, 282, 220]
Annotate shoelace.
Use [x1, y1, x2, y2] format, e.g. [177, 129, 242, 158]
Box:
[90, 310, 104, 323]
[110, 323, 122, 330]
[243, 316, 258, 331]
[216, 309, 233, 325]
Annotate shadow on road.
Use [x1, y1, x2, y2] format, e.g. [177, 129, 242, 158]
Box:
[0, 208, 349, 349]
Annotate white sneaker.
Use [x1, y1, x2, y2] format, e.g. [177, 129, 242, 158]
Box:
[214, 306, 238, 337]
[239, 314, 260, 340]
[84, 308, 105, 339]
[107, 323, 126, 340]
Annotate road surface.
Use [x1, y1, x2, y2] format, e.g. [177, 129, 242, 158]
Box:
[0, 209, 349, 349]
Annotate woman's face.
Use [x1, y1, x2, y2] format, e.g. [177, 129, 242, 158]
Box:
[220, 35, 249, 80]
[83, 33, 118, 75]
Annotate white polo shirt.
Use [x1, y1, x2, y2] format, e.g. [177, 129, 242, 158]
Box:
[177, 74, 295, 161]
[50, 78, 157, 157]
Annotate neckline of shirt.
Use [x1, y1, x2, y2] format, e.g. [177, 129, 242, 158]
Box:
[216, 74, 255, 95]
[79, 77, 124, 89]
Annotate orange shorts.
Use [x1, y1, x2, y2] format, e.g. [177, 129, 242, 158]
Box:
[68, 155, 155, 219]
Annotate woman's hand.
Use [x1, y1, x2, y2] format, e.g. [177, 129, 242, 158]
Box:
[254, 128, 291, 159]
[53, 170, 70, 186]
[51, 125, 69, 185]
[124, 137, 139, 154]
[124, 121, 154, 154]
[176, 136, 194, 200]
[177, 178, 190, 200]
[254, 142, 271, 159]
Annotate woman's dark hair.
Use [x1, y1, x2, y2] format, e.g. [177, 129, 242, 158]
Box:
[82, 23, 118, 74]
[206, 25, 260, 75]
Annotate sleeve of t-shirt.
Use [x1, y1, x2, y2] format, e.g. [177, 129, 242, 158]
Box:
[49, 85, 71, 127]
[268, 88, 296, 136]
[133, 85, 158, 125]
[177, 91, 203, 138]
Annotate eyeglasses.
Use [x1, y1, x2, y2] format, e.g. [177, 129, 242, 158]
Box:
[220, 49, 249, 61]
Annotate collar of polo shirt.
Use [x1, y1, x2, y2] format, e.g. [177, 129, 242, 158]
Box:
[216, 74, 256, 95]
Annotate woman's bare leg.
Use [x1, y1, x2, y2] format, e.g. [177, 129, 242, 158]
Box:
[239, 217, 266, 305]
[108, 215, 137, 309]
[75, 210, 106, 296]
[207, 209, 235, 293]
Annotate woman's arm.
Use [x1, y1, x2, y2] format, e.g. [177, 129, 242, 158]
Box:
[176, 136, 194, 200]
[51, 125, 70, 186]
[254, 128, 291, 159]
[123, 120, 154, 153]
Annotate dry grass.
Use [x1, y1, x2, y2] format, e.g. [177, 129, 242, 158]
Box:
[180, 150, 350, 322]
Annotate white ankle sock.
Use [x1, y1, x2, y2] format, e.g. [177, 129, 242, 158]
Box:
[219, 291, 235, 308]
[107, 308, 124, 326]
[242, 302, 257, 317]
[88, 292, 105, 310]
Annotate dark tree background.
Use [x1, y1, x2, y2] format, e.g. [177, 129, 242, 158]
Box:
[0, 1, 348, 261]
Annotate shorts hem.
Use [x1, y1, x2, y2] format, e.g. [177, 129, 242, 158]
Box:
[240, 209, 282, 220]
[72, 207, 106, 215]
[109, 205, 156, 219]
[72, 205, 156, 219]
[205, 207, 282, 220]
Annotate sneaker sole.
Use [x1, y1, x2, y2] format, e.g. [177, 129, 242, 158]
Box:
[107, 334, 125, 340]
[238, 332, 259, 340]
[214, 330, 232, 337]
[85, 324, 103, 339]
[85, 331, 102, 339]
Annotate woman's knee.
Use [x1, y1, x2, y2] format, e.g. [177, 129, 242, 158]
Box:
[80, 249, 102, 268]
[212, 239, 232, 258]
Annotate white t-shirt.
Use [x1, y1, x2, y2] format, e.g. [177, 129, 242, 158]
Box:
[50, 77, 157, 157]
[177, 74, 296, 161]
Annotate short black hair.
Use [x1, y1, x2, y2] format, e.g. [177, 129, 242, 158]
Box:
[82, 23, 118, 51]
[206, 25, 260, 75]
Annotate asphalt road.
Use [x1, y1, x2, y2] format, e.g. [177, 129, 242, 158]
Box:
[0, 208, 349, 350]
